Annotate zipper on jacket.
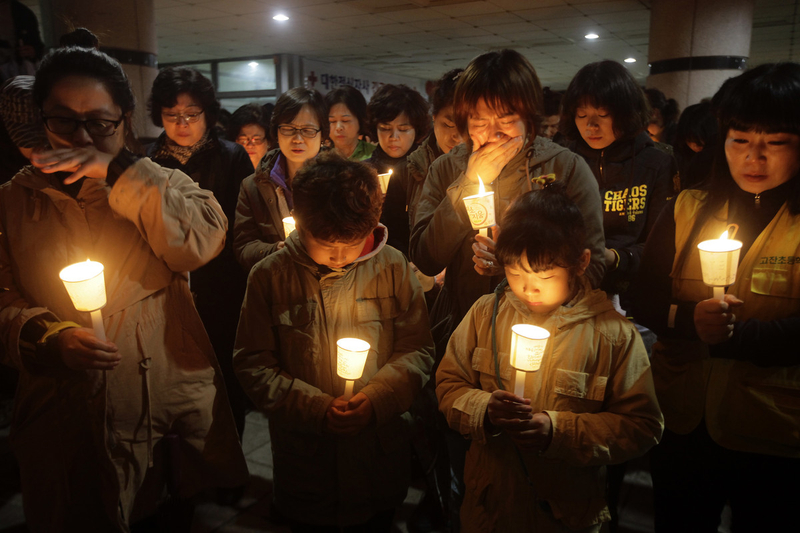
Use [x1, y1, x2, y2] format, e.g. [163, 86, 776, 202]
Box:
[754, 193, 761, 208]
[77, 199, 86, 211]
[599, 150, 605, 182]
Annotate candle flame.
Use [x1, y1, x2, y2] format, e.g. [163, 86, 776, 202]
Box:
[388, 169, 393, 175]
[477, 175, 486, 195]
[720, 230, 729, 240]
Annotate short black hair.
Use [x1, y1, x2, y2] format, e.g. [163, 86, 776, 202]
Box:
[228, 103, 269, 142]
[675, 101, 716, 149]
[270, 87, 328, 142]
[34, 47, 135, 115]
[432, 68, 463, 116]
[58, 28, 99, 49]
[148, 67, 221, 128]
[560, 60, 650, 142]
[324, 85, 368, 136]
[495, 182, 587, 278]
[367, 84, 430, 143]
[542, 87, 562, 117]
[453, 49, 543, 150]
[293, 151, 383, 242]
[645, 88, 679, 126]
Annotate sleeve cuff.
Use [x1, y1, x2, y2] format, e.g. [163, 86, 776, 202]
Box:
[106, 149, 140, 187]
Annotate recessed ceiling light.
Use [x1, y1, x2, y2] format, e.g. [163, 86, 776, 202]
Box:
[273, 14, 289, 21]
[249, 61, 259, 68]
[624, 57, 636, 63]
[585, 33, 599, 40]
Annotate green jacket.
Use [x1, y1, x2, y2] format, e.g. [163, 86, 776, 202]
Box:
[409, 137, 606, 351]
[436, 279, 663, 531]
[233, 225, 434, 525]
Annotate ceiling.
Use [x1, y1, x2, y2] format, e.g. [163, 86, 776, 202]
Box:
[24, 0, 800, 89]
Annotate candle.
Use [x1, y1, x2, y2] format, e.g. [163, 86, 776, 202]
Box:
[336, 337, 370, 400]
[463, 175, 495, 237]
[59, 260, 107, 341]
[510, 324, 550, 397]
[697, 227, 743, 300]
[282, 216, 295, 239]
[377, 169, 393, 195]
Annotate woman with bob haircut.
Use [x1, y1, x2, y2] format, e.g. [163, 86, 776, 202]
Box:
[325, 85, 375, 161]
[229, 102, 271, 170]
[0, 46, 247, 531]
[408, 48, 605, 529]
[633, 62, 800, 532]
[365, 83, 430, 174]
[560, 60, 676, 305]
[147, 66, 253, 444]
[234, 86, 328, 271]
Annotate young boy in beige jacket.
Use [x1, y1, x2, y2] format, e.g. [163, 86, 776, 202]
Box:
[234, 151, 434, 531]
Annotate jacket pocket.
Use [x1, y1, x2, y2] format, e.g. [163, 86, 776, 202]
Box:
[554, 369, 607, 411]
[355, 297, 399, 366]
[270, 302, 318, 372]
[472, 347, 512, 390]
[751, 266, 800, 299]
[356, 296, 399, 322]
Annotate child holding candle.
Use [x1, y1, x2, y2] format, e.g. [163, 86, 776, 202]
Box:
[234, 151, 434, 531]
[436, 185, 663, 532]
[633, 63, 800, 531]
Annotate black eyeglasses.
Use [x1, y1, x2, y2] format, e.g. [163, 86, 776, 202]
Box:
[278, 125, 321, 139]
[42, 115, 124, 137]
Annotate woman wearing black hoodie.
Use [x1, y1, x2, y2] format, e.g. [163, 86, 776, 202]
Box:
[561, 60, 677, 307]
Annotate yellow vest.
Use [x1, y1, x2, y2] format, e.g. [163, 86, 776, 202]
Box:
[652, 189, 800, 457]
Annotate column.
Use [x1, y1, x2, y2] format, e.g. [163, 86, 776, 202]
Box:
[39, 0, 160, 139]
[647, 0, 754, 110]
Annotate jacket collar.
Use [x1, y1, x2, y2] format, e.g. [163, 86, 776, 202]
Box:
[503, 276, 613, 328]
[284, 224, 389, 274]
[572, 131, 652, 163]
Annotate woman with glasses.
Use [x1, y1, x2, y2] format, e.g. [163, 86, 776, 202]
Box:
[146, 67, 254, 449]
[0, 47, 247, 531]
[234, 87, 327, 271]
[324, 85, 375, 161]
[229, 102, 271, 170]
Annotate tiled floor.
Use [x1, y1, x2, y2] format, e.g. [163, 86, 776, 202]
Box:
[0, 409, 723, 533]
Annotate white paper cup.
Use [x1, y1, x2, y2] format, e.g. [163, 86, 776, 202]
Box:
[59, 260, 107, 312]
[697, 239, 742, 287]
[510, 324, 549, 372]
[282, 216, 296, 239]
[378, 172, 392, 194]
[336, 338, 370, 380]
[463, 192, 495, 230]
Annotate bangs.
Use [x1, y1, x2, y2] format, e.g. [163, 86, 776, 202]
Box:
[717, 63, 800, 136]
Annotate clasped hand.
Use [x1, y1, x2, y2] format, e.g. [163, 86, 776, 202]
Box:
[694, 293, 744, 344]
[325, 392, 375, 435]
[31, 146, 114, 184]
[487, 390, 552, 452]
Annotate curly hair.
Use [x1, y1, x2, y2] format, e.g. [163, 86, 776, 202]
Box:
[148, 67, 220, 128]
[366, 84, 430, 143]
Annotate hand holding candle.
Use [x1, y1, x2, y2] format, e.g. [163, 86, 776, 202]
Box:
[510, 324, 550, 397]
[463, 175, 495, 237]
[697, 225, 742, 300]
[336, 338, 370, 400]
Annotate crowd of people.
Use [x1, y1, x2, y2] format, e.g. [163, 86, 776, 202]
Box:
[0, 34, 798, 533]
